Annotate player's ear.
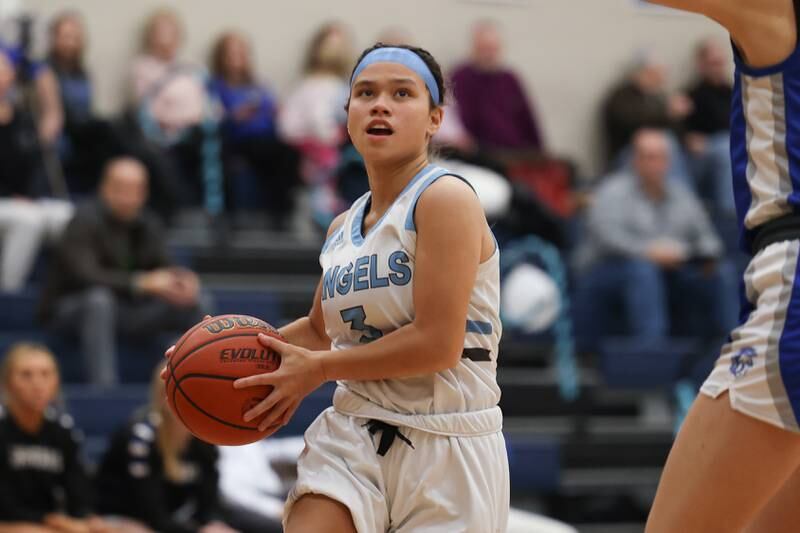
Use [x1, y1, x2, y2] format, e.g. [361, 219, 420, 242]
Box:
[426, 106, 443, 139]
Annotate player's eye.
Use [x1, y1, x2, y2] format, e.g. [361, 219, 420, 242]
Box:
[396, 89, 410, 97]
[357, 89, 373, 97]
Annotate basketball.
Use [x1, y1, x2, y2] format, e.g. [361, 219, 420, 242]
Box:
[165, 314, 283, 446]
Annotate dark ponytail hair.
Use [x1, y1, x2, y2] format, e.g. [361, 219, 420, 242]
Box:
[346, 42, 446, 110]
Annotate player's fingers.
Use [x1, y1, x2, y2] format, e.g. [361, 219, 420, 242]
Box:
[281, 400, 301, 426]
[233, 370, 278, 390]
[257, 333, 289, 353]
[164, 345, 175, 359]
[243, 388, 283, 422]
[160, 367, 168, 382]
[258, 397, 293, 431]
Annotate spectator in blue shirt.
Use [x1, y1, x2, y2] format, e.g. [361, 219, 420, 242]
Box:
[47, 10, 120, 194]
[209, 31, 299, 229]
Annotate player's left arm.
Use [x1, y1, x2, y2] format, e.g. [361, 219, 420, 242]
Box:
[236, 176, 485, 431]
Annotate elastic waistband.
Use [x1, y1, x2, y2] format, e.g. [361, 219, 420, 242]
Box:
[332, 386, 503, 437]
[751, 213, 800, 254]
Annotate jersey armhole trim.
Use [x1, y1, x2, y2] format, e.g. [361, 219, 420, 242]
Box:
[404, 172, 477, 232]
[321, 227, 344, 254]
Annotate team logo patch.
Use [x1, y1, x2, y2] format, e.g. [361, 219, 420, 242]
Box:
[730, 347, 757, 378]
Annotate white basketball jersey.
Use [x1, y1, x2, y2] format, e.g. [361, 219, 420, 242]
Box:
[319, 164, 502, 416]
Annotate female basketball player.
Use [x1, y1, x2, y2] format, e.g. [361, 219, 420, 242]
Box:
[0, 343, 110, 533]
[641, 1, 800, 532]
[233, 44, 508, 532]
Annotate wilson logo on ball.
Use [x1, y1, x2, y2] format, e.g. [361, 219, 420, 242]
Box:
[204, 316, 269, 334]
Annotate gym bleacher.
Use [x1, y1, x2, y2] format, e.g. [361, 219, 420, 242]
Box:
[0, 212, 684, 533]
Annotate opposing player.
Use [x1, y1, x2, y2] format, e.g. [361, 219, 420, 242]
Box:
[232, 44, 508, 532]
[643, 1, 800, 531]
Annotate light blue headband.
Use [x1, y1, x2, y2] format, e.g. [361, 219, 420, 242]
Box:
[350, 47, 441, 105]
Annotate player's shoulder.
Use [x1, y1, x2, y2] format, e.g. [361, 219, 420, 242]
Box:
[127, 412, 159, 444]
[416, 172, 481, 215]
[327, 211, 349, 239]
[43, 408, 85, 443]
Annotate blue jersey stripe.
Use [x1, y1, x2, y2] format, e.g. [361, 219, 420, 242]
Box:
[466, 320, 493, 335]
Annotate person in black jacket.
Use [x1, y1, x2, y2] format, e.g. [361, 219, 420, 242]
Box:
[0, 342, 110, 533]
[39, 157, 209, 386]
[95, 364, 237, 533]
[683, 38, 735, 215]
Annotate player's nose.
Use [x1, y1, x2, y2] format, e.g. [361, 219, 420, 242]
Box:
[369, 95, 391, 116]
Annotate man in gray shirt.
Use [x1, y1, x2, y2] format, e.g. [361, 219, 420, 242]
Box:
[575, 128, 736, 346]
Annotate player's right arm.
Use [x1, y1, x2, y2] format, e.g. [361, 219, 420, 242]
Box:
[647, 0, 796, 68]
[276, 212, 348, 352]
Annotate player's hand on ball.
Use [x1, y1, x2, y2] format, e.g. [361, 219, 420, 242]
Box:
[234, 333, 326, 432]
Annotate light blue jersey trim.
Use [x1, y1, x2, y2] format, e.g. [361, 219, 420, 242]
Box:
[404, 170, 476, 231]
[321, 227, 344, 254]
[466, 320, 493, 335]
[350, 164, 436, 247]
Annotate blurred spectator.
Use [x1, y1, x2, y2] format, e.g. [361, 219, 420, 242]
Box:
[574, 129, 736, 345]
[0, 49, 73, 292]
[217, 438, 303, 533]
[684, 38, 734, 215]
[0, 40, 63, 150]
[375, 26, 414, 47]
[127, 8, 222, 215]
[130, 9, 205, 136]
[278, 22, 352, 227]
[47, 10, 120, 194]
[39, 157, 209, 386]
[602, 54, 692, 171]
[208, 31, 300, 228]
[0, 342, 112, 533]
[95, 364, 239, 533]
[450, 20, 545, 153]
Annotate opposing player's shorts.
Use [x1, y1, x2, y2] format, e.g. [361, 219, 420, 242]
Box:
[284, 387, 510, 532]
[701, 240, 800, 432]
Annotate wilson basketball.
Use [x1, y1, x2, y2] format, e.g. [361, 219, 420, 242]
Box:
[165, 314, 283, 446]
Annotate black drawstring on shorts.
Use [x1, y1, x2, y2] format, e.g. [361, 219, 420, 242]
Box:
[363, 420, 414, 456]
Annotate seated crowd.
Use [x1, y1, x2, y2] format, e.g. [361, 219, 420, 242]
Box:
[0, 5, 740, 530]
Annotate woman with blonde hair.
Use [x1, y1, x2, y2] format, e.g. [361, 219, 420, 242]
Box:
[0, 342, 108, 533]
[127, 8, 222, 215]
[278, 22, 355, 228]
[95, 363, 237, 533]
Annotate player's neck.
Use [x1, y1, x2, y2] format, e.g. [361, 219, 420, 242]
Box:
[365, 154, 429, 214]
[8, 402, 45, 434]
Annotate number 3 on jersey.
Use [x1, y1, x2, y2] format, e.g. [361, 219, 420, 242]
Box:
[340, 306, 383, 344]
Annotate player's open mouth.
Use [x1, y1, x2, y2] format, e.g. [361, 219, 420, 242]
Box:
[366, 120, 394, 136]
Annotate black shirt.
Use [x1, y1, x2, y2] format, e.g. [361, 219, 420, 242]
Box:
[0, 405, 92, 522]
[95, 412, 220, 533]
[0, 106, 39, 197]
[685, 80, 733, 135]
[603, 81, 675, 163]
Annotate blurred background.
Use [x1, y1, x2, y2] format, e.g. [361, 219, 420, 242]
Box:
[0, 1, 740, 532]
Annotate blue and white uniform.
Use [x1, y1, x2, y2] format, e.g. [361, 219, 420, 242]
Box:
[285, 164, 509, 532]
[701, 7, 800, 432]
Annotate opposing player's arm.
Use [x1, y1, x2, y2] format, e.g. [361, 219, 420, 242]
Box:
[318, 176, 484, 380]
[647, 0, 797, 68]
[276, 213, 347, 351]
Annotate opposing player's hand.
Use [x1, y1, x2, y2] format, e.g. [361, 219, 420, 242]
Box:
[234, 333, 326, 432]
